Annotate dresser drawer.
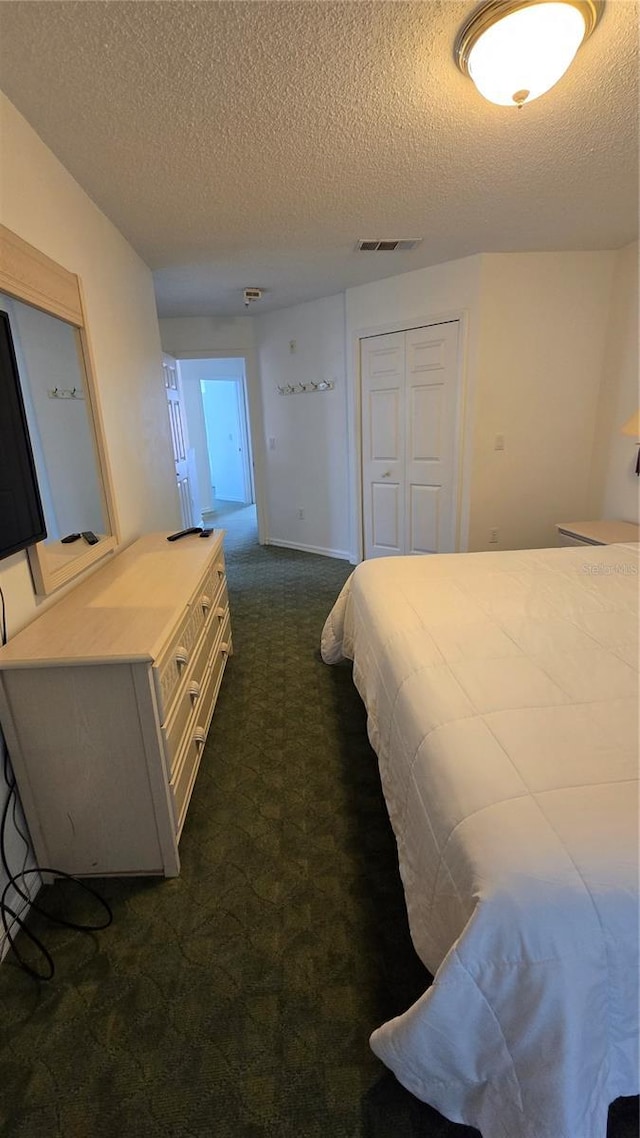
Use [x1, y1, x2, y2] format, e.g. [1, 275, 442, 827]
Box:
[155, 603, 206, 718]
[200, 555, 227, 615]
[161, 598, 227, 772]
[154, 564, 227, 716]
[171, 727, 205, 836]
[201, 612, 232, 733]
[169, 614, 231, 835]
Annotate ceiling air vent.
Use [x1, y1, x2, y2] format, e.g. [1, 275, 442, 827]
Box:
[357, 238, 423, 252]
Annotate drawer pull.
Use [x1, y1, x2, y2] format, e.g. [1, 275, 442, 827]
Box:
[200, 594, 212, 615]
[188, 681, 201, 704]
[216, 563, 225, 579]
[221, 642, 230, 656]
[193, 727, 206, 750]
[175, 646, 189, 668]
[216, 606, 225, 621]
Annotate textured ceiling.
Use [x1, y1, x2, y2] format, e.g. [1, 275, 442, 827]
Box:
[0, 1, 637, 317]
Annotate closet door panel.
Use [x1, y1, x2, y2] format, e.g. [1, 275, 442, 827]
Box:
[410, 384, 443, 462]
[405, 322, 459, 555]
[408, 484, 440, 555]
[370, 388, 401, 460]
[361, 332, 405, 558]
[371, 482, 402, 551]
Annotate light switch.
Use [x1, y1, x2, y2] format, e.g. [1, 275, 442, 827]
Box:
[494, 434, 505, 451]
[268, 436, 276, 450]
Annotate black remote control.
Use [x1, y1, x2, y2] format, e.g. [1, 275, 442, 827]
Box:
[82, 531, 99, 545]
[167, 527, 203, 542]
[199, 528, 213, 538]
[61, 532, 81, 544]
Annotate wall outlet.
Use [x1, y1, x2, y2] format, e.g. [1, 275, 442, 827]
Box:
[289, 339, 297, 354]
[268, 436, 276, 450]
[489, 527, 499, 544]
[298, 508, 304, 520]
[494, 434, 505, 451]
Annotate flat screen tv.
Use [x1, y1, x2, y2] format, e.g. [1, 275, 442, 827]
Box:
[0, 308, 47, 560]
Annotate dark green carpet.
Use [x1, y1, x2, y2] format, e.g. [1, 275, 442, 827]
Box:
[0, 505, 637, 1138]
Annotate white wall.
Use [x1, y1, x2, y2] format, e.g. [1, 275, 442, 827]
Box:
[178, 356, 246, 380]
[344, 251, 618, 557]
[254, 292, 350, 559]
[469, 251, 616, 550]
[163, 254, 632, 562]
[0, 96, 178, 634]
[589, 242, 640, 523]
[0, 92, 179, 956]
[159, 316, 254, 357]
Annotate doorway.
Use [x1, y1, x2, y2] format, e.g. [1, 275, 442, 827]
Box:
[177, 357, 255, 525]
[200, 378, 253, 505]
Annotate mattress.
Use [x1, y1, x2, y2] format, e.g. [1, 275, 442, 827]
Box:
[321, 541, 639, 1138]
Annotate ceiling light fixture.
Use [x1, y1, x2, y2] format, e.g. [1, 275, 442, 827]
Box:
[455, 0, 603, 108]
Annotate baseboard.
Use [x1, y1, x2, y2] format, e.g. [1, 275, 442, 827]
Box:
[0, 874, 41, 963]
[265, 538, 351, 561]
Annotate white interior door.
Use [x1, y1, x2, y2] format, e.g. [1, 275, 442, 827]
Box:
[163, 353, 194, 528]
[361, 321, 460, 559]
[361, 332, 406, 558]
[405, 322, 459, 554]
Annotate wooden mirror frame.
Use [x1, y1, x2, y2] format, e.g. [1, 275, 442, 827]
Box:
[0, 224, 119, 594]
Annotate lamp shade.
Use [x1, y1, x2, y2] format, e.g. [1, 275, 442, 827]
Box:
[620, 410, 640, 438]
[455, 1, 603, 108]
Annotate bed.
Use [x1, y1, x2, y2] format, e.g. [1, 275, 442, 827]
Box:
[321, 541, 639, 1138]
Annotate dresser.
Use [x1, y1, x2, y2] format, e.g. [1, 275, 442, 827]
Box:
[0, 531, 231, 877]
[555, 519, 640, 547]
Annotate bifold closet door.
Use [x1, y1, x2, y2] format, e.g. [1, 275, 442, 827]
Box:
[361, 321, 459, 560]
[361, 331, 406, 558]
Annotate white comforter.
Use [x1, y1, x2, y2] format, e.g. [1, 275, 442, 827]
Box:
[321, 542, 639, 1138]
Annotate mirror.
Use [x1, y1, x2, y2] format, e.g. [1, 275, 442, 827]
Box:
[0, 225, 118, 594]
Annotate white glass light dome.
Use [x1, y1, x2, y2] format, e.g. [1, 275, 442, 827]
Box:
[456, 1, 602, 108]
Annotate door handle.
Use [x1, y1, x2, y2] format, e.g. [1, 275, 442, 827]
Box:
[381, 470, 391, 478]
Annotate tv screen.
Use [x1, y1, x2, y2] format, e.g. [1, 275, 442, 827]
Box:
[0, 308, 47, 560]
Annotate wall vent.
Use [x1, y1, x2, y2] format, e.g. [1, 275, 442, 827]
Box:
[356, 238, 422, 252]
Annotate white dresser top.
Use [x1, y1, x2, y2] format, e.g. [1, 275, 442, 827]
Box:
[0, 530, 225, 668]
[555, 519, 640, 545]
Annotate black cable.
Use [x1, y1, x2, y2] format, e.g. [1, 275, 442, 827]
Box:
[0, 582, 6, 645]
[0, 583, 113, 980]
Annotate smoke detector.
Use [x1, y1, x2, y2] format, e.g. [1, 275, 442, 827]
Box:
[243, 287, 263, 307]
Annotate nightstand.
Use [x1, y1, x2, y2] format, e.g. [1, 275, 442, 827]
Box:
[555, 520, 640, 547]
